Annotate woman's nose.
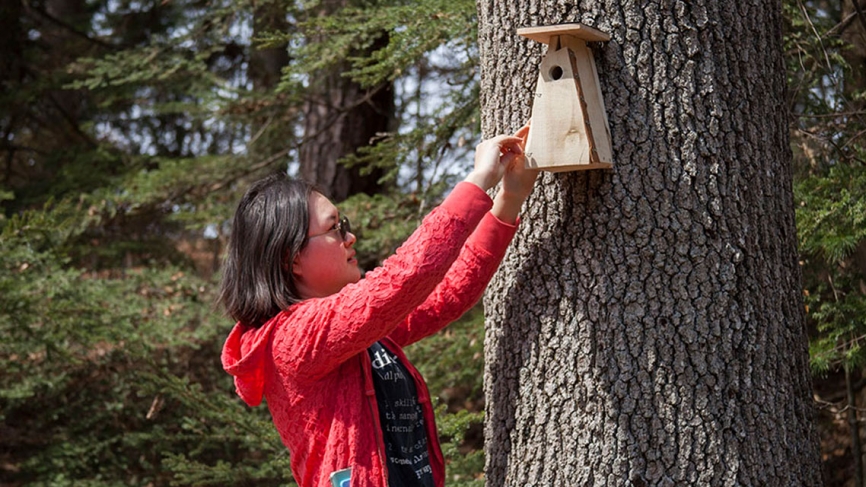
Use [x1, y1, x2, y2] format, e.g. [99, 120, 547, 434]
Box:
[344, 231, 357, 245]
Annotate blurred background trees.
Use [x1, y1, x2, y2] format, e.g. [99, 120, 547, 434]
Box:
[1, 0, 865, 485]
[788, 1, 866, 485]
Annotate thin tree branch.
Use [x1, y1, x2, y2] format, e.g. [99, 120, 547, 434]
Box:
[22, 0, 116, 50]
[797, 110, 866, 119]
[816, 378, 866, 404]
[798, 0, 834, 72]
[853, 0, 866, 35]
[45, 92, 98, 149]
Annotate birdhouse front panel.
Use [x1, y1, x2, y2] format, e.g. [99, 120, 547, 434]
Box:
[525, 46, 595, 171]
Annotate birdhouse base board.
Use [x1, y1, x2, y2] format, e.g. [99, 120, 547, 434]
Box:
[526, 161, 612, 172]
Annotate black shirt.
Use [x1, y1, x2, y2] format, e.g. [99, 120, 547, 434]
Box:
[367, 342, 435, 487]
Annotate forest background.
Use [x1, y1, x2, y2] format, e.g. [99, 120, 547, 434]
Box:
[1, 0, 866, 485]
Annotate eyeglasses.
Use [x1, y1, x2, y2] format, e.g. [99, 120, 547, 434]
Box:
[307, 215, 352, 241]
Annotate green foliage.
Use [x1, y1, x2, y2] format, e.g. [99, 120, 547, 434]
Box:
[807, 284, 866, 374]
[287, 0, 476, 88]
[0, 200, 292, 485]
[434, 406, 485, 487]
[342, 191, 421, 269]
[797, 165, 866, 266]
[786, 0, 866, 373]
[0, 185, 484, 485]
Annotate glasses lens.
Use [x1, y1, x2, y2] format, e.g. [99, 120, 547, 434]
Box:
[339, 216, 351, 240]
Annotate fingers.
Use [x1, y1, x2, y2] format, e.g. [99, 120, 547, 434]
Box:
[500, 150, 521, 169]
[475, 135, 523, 172]
[487, 135, 524, 155]
[477, 137, 516, 167]
[513, 121, 530, 142]
[471, 124, 537, 206]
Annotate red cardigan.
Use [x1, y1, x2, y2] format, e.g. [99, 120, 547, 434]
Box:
[221, 183, 518, 487]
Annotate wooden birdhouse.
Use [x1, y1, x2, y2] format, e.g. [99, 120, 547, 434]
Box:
[518, 23, 613, 171]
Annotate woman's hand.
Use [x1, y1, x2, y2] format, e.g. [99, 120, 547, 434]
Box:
[500, 122, 538, 201]
[464, 134, 524, 192]
[491, 122, 540, 224]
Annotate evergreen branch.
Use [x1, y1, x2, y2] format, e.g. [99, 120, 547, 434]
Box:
[45, 92, 99, 149]
[195, 83, 393, 200]
[824, 8, 861, 38]
[797, 110, 866, 119]
[22, 0, 117, 50]
[797, 0, 834, 72]
[204, 150, 289, 194]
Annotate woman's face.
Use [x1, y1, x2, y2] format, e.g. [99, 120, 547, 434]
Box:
[292, 192, 360, 299]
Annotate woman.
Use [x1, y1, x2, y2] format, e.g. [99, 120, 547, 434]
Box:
[219, 127, 537, 487]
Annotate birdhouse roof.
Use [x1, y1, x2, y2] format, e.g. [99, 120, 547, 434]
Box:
[517, 23, 611, 44]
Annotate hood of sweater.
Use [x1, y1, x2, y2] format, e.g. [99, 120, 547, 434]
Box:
[221, 318, 276, 407]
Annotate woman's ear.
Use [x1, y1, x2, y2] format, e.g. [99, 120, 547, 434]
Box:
[282, 249, 299, 274]
[290, 253, 309, 300]
[290, 253, 303, 278]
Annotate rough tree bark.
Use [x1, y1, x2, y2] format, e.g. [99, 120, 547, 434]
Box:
[478, 1, 823, 485]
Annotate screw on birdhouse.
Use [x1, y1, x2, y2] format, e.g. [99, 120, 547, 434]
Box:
[518, 23, 614, 172]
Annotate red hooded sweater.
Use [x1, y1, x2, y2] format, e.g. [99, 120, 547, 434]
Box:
[221, 182, 518, 487]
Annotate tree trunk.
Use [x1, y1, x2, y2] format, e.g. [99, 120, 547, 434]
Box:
[250, 2, 290, 92]
[298, 73, 392, 201]
[0, 0, 22, 88]
[846, 364, 864, 486]
[478, 1, 823, 485]
[44, 0, 88, 140]
[2, 0, 92, 193]
[297, 0, 393, 201]
[841, 0, 866, 92]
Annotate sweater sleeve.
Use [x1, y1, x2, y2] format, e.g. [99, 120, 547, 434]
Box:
[387, 212, 519, 348]
[270, 182, 493, 382]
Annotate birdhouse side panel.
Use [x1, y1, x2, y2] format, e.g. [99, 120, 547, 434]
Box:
[564, 36, 613, 164]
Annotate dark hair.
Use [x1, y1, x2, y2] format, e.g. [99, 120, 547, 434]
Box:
[218, 173, 317, 327]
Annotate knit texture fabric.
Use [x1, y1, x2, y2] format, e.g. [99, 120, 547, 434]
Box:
[221, 182, 518, 487]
